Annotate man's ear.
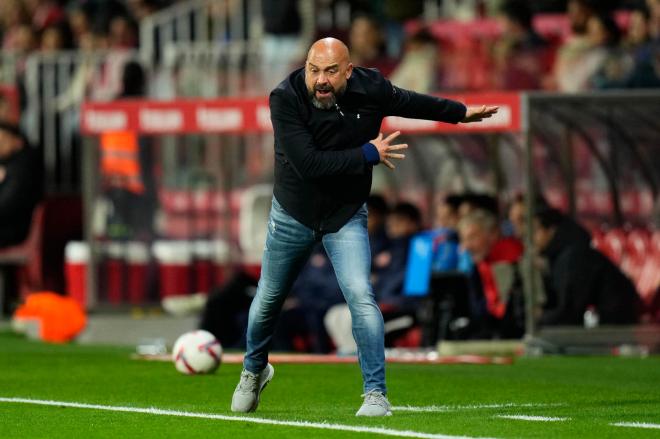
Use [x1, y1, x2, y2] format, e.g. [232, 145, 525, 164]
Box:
[345, 62, 353, 79]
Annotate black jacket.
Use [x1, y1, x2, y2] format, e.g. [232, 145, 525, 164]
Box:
[270, 67, 466, 233]
[0, 145, 42, 247]
[540, 217, 640, 325]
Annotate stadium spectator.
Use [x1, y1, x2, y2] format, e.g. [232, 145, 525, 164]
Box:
[507, 193, 551, 239]
[40, 22, 73, 52]
[621, 5, 660, 88]
[402, 194, 463, 298]
[389, 29, 439, 93]
[66, 4, 91, 47]
[0, 121, 42, 248]
[458, 193, 499, 218]
[586, 14, 627, 89]
[534, 208, 641, 326]
[458, 209, 525, 338]
[372, 201, 422, 304]
[492, 0, 550, 90]
[199, 270, 258, 348]
[550, 0, 599, 91]
[108, 15, 138, 49]
[1, 0, 31, 51]
[434, 194, 462, 230]
[380, 0, 425, 59]
[648, 0, 660, 39]
[366, 194, 390, 259]
[259, 0, 310, 93]
[348, 14, 396, 76]
[25, 0, 65, 33]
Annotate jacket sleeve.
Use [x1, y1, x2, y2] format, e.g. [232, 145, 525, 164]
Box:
[270, 89, 368, 180]
[383, 80, 467, 123]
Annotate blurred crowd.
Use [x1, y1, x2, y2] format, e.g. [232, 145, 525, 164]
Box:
[200, 192, 651, 353]
[0, 0, 170, 54]
[0, 0, 658, 94]
[261, 0, 660, 93]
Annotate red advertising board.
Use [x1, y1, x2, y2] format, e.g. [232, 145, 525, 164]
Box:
[81, 93, 521, 135]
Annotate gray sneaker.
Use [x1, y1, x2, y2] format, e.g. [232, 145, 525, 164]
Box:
[355, 389, 392, 416]
[230, 363, 275, 413]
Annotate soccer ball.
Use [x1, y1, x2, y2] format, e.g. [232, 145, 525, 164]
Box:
[172, 330, 222, 375]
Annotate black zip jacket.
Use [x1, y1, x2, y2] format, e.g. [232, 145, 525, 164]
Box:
[270, 67, 466, 233]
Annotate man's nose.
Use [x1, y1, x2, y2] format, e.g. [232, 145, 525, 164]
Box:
[317, 72, 328, 83]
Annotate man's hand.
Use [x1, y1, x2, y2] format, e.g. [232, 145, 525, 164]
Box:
[370, 131, 408, 170]
[461, 105, 499, 123]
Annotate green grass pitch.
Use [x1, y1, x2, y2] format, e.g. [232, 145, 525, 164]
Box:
[1, 331, 659, 438]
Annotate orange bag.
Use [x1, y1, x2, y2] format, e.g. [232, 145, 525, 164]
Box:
[13, 292, 87, 343]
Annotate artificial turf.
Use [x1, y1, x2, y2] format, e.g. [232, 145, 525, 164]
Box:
[1, 331, 659, 438]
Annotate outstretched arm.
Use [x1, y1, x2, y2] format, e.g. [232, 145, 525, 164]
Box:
[385, 83, 467, 123]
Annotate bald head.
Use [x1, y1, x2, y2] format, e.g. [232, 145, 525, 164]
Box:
[307, 38, 351, 64]
[304, 38, 353, 110]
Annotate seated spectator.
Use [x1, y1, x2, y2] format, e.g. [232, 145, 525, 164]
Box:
[458, 209, 525, 338]
[534, 208, 641, 326]
[0, 122, 42, 248]
[348, 14, 396, 76]
[492, 0, 550, 90]
[622, 5, 660, 88]
[367, 194, 390, 259]
[403, 194, 463, 296]
[506, 193, 552, 239]
[389, 28, 439, 93]
[40, 22, 74, 52]
[648, 0, 660, 40]
[1, 0, 30, 51]
[66, 4, 92, 48]
[587, 14, 626, 89]
[372, 202, 422, 305]
[199, 270, 258, 349]
[25, 0, 64, 33]
[458, 193, 499, 218]
[550, 0, 599, 91]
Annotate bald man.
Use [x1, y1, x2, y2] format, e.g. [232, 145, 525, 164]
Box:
[231, 38, 497, 416]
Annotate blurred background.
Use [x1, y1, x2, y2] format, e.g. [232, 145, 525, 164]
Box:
[1, 0, 659, 354]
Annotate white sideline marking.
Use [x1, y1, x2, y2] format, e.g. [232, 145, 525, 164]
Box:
[496, 415, 569, 422]
[611, 422, 660, 430]
[0, 397, 500, 439]
[393, 403, 566, 413]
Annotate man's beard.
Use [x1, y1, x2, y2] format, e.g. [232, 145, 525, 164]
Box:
[308, 83, 346, 110]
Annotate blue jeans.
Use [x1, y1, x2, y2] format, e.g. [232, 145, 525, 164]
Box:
[244, 197, 386, 394]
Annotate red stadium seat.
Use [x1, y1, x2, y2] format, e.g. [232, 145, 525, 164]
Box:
[636, 254, 660, 303]
[0, 204, 45, 299]
[622, 229, 650, 283]
[599, 229, 626, 265]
